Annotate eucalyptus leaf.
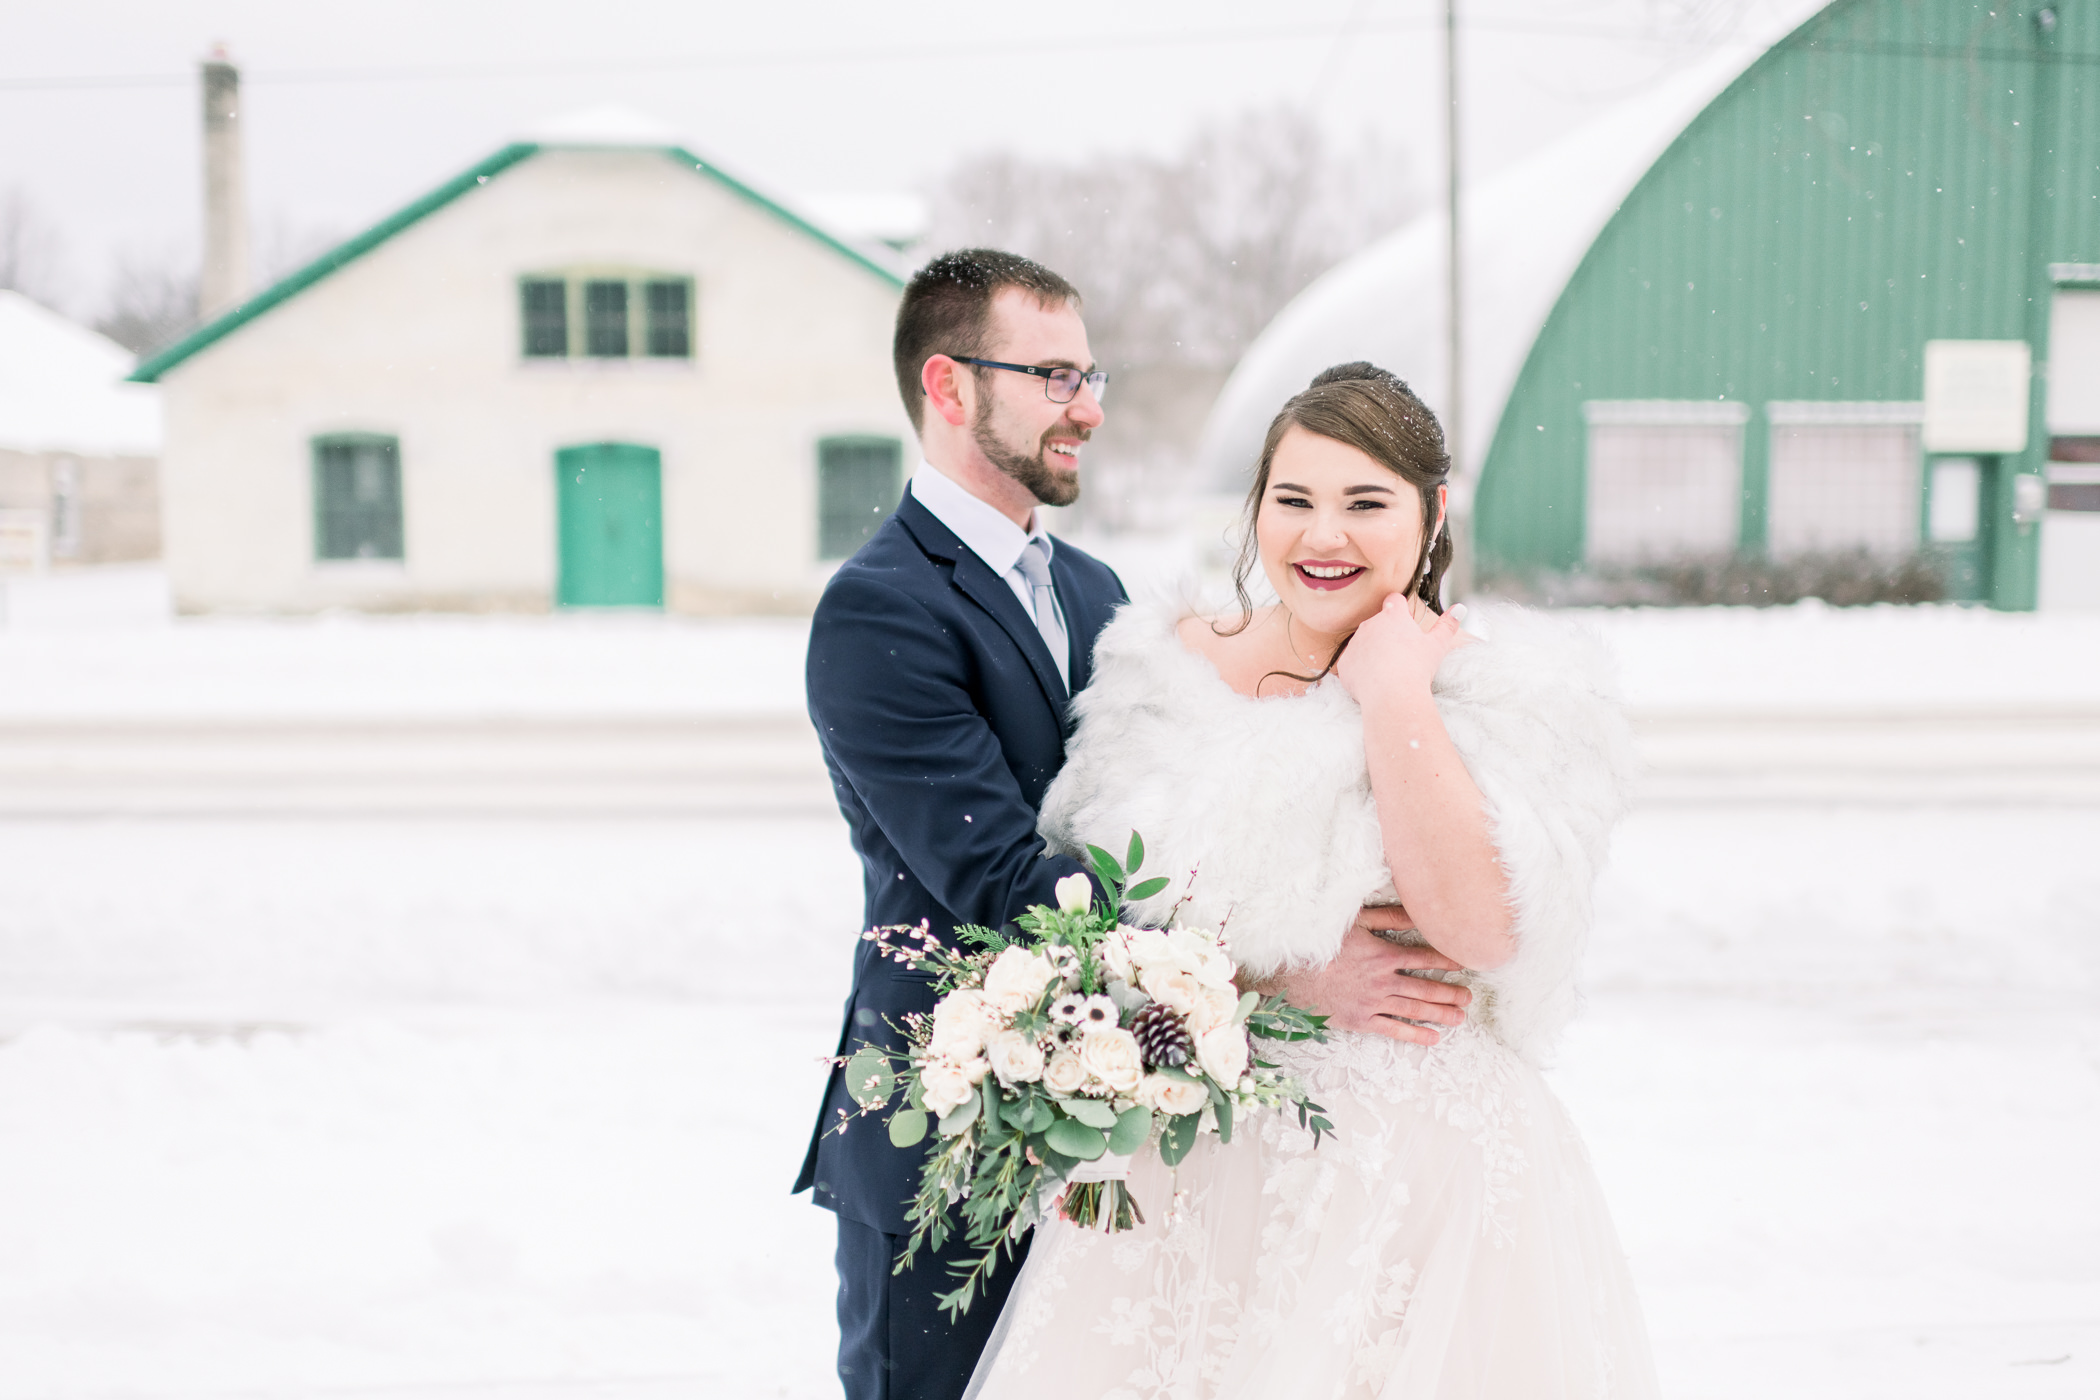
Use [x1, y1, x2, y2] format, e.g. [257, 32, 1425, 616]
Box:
[1125, 876, 1169, 902]
[1043, 1118, 1108, 1160]
[1158, 1112, 1199, 1167]
[937, 1090, 979, 1136]
[843, 1048, 895, 1109]
[1233, 990, 1259, 1026]
[1107, 1106, 1153, 1156]
[888, 1109, 929, 1148]
[1214, 1094, 1236, 1145]
[1061, 1098, 1119, 1130]
[1027, 1098, 1056, 1133]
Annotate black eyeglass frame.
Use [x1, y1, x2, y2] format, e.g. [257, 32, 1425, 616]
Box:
[950, 356, 1109, 405]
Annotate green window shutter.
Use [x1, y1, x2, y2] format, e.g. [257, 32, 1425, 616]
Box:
[583, 280, 629, 357]
[818, 437, 903, 561]
[520, 278, 567, 357]
[644, 280, 692, 358]
[314, 436, 404, 560]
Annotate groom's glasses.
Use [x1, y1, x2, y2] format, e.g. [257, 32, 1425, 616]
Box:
[951, 356, 1109, 405]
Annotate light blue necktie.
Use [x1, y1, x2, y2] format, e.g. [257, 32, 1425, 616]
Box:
[1013, 537, 1070, 691]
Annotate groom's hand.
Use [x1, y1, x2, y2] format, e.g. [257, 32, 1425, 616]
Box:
[1268, 910, 1472, 1045]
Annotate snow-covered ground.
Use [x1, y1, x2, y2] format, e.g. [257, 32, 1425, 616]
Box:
[2, 603, 2096, 1398]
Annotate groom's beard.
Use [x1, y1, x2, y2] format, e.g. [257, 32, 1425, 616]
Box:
[973, 402, 1087, 507]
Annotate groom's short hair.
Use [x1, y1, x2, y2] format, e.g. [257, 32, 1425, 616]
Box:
[894, 249, 1081, 432]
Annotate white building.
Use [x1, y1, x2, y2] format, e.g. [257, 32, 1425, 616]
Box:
[136, 109, 912, 614]
[0, 290, 162, 572]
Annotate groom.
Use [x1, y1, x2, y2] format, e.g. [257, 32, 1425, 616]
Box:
[796, 249, 1475, 1400]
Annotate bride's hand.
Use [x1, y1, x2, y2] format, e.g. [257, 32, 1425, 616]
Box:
[1334, 594, 1467, 702]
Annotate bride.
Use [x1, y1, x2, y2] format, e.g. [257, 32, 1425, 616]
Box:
[964, 363, 1659, 1399]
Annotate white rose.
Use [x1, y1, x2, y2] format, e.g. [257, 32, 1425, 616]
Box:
[1077, 1027, 1144, 1095]
[1185, 938, 1237, 991]
[1187, 983, 1241, 1034]
[985, 1029, 1045, 1086]
[1139, 966, 1203, 1016]
[928, 990, 994, 1058]
[1099, 927, 1138, 985]
[1054, 873, 1093, 913]
[920, 1058, 976, 1118]
[1195, 1024, 1250, 1085]
[1041, 1049, 1088, 1096]
[982, 947, 1056, 1012]
[1128, 927, 1176, 971]
[1139, 1072, 1209, 1118]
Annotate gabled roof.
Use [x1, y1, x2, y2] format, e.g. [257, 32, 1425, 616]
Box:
[0, 289, 160, 455]
[131, 134, 905, 384]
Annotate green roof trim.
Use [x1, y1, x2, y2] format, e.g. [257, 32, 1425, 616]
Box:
[664, 146, 905, 293]
[131, 137, 904, 384]
[131, 143, 539, 383]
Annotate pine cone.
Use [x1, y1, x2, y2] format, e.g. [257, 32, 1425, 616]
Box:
[1131, 1000, 1195, 1070]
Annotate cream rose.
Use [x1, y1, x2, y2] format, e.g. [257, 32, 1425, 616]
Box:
[1077, 1027, 1144, 1095]
[1055, 873, 1093, 913]
[1196, 1024, 1250, 1085]
[1041, 1049, 1088, 1096]
[928, 990, 995, 1058]
[1187, 983, 1241, 1034]
[1139, 1072, 1209, 1118]
[985, 1029, 1045, 1086]
[982, 947, 1056, 1013]
[1099, 927, 1138, 985]
[1128, 927, 1177, 971]
[1140, 966, 1203, 1016]
[919, 1057, 976, 1117]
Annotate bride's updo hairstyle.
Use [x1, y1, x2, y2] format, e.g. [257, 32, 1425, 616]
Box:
[1223, 361, 1454, 635]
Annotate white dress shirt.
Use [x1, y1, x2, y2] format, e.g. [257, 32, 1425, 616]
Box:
[910, 461, 1070, 688]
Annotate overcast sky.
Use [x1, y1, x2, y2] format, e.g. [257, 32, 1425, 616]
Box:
[3, 0, 1802, 319]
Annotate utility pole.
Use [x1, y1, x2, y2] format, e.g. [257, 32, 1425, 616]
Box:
[1443, 0, 1472, 600]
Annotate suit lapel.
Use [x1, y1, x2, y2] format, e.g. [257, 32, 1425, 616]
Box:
[896, 496, 1070, 715]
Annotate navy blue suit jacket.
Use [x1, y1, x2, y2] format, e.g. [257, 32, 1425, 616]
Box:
[795, 490, 1128, 1235]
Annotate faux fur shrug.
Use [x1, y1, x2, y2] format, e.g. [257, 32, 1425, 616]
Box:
[1038, 596, 1635, 1066]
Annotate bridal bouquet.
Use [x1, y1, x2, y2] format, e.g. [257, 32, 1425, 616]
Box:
[832, 833, 1332, 1316]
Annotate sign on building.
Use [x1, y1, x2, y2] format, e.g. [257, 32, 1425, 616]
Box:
[1922, 340, 2031, 454]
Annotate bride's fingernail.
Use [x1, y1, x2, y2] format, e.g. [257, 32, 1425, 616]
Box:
[1449, 603, 1469, 622]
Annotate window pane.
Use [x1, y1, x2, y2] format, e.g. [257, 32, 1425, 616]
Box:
[315, 437, 404, 560]
[520, 279, 567, 357]
[1585, 424, 1742, 562]
[1768, 425, 1922, 556]
[644, 280, 691, 358]
[818, 439, 903, 560]
[584, 280, 629, 357]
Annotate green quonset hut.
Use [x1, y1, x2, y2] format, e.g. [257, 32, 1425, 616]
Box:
[1201, 0, 2100, 609]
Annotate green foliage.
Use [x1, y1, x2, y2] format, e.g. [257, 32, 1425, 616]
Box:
[888, 1108, 929, 1147]
[1158, 1112, 1200, 1166]
[843, 1048, 894, 1109]
[1044, 1117, 1108, 1160]
[1107, 1106, 1153, 1156]
[1062, 1098, 1120, 1130]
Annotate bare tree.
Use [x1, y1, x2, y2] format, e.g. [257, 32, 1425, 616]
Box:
[95, 250, 199, 357]
[0, 186, 71, 311]
[926, 108, 1421, 530]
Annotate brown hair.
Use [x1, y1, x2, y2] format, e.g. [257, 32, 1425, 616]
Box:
[1222, 362, 1453, 680]
[892, 249, 1082, 432]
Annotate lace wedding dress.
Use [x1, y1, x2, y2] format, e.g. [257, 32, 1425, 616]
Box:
[964, 598, 1660, 1400]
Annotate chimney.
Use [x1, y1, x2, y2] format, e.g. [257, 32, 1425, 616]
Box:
[199, 45, 250, 320]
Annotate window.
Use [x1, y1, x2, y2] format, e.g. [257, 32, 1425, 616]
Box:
[1765, 403, 1924, 556]
[517, 273, 694, 361]
[584, 280, 629, 357]
[314, 435, 404, 561]
[645, 280, 690, 357]
[818, 437, 903, 560]
[520, 279, 567, 357]
[1582, 401, 1746, 562]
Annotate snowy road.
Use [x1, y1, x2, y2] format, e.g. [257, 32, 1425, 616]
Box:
[1, 805, 2094, 1400]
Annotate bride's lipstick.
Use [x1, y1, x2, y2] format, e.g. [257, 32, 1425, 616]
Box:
[1292, 560, 1367, 591]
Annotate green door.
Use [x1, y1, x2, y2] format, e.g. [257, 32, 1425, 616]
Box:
[555, 443, 664, 608]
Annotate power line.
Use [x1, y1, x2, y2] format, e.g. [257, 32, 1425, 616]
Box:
[0, 16, 1764, 94]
